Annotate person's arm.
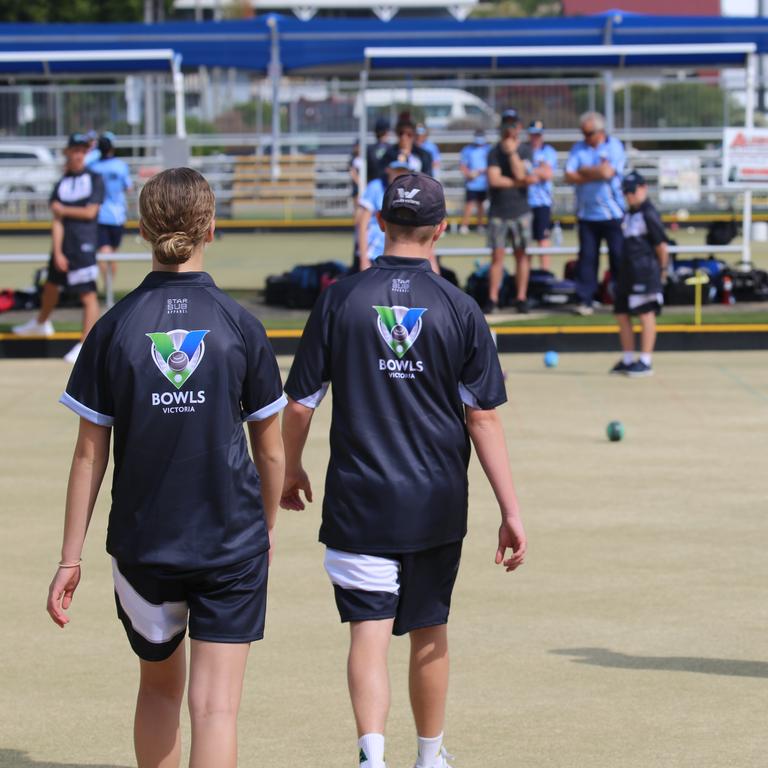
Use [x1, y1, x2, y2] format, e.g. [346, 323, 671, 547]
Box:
[50, 202, 100, 221]
[51, 217, 68, 272]
[533, 160, 554, 182]
[248, 414, 285, 565]
[465, 406, 526, 571]
[280, 398, 316, 511]
[46, 418, 111, 628]
[656, 241, 669, 282]
[356, 205, 373, 270]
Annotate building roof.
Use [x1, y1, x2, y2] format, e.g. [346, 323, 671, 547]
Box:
[563, 0, 720, 14]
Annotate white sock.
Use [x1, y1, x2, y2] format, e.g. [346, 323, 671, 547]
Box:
[623, 352, 635, 365]
[358, 733, 385, 767]
[639, 353, 652, 366]
[416, 733, 443, 767]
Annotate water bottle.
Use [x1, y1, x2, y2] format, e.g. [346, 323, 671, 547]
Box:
[552, 221, 563, 247]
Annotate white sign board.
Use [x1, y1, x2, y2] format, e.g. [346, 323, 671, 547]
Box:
[723, 128, 768, 187]
[658, 156, 701, 205]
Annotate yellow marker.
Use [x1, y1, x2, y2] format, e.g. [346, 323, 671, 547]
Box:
[684, 270, 710, 326]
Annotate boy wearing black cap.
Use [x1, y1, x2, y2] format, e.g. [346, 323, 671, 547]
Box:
[12, 133, 104, 363]
[281, 173, 527, 768]
[611, 170, 669, 377]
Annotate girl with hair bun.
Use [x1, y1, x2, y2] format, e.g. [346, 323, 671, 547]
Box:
[47, 167, 286, 768]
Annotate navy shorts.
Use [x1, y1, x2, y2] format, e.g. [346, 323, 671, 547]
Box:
[613, 294, 663, 316]
[97, 224, 124, 251]
[465, 189, 487, 203]
[531, 206, 552, 242]
[46, 254, 98, 295]
[324, 542, 462, 636]
[112, 553, 269, 661]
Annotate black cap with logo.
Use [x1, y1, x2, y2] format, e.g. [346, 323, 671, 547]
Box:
[622, 170, 646, 194]
[381, 172, 446, 227]
[67, 132, 91, 148]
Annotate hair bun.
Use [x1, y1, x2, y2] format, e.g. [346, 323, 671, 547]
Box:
[154, 231, 194, 265]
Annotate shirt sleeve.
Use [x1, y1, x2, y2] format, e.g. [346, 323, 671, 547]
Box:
[487, 146, 501, 169]
[459, 147, 470, 167]
[608, 139, 626, 174]
[643, 204, 667, 247]
[565, 144, 581, 173]
[123, 164, 133, 190]
[459, 303, 507, 410]
[89, 173, 105, 205]
[284, 289, 332, 409]
[240, 312, 287, 421]
[60, 318, 115, 426]
[49, 179, 60, 205]
[545, 145, 558, 171]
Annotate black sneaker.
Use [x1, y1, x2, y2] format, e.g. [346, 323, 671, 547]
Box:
[626, 360, 653, 378]
[515, 298, 530, 314]
[610, 359, 633, 375]
[483, 300, 499, 315]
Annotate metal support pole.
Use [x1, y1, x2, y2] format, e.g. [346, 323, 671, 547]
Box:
[604, 71, 615, 134]
[358, 68, 368, 194]
[172, 55, 187, 139]
[267, 15, 282, 181]
[105, 262, 115, 309]
[742, 52, 757, 266]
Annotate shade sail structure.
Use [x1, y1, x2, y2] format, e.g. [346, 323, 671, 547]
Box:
[0, 48, 180, 75]
[0, 15, 767, 74]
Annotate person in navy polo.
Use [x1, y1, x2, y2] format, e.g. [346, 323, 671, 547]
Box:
[565, 111, 626, 315]
[46, 167, 286, 768]
[281, 172, 527, 768]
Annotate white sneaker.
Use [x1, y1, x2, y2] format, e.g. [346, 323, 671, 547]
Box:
[63, 342, 82, 364]
[415, 747, 455, 768]
[458, 225, 470, 235]
[12, 318, 54, 336]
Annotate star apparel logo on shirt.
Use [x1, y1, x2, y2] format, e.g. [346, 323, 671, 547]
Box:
[373, 305, 426, 358]
[146, 329, 209, 389]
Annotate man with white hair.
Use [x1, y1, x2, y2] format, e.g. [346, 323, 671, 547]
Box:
[564, 111, 626, 315]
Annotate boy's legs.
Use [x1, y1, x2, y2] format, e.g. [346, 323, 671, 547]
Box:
[188, 640, 251, 768]
[37, 281, 59, 323]
[80, 289, 99, 340]
[616, 313, 635, 354]
[135, 642, 186, 768]
[409, 625, 449, 760]
[639, 311, 657, 357]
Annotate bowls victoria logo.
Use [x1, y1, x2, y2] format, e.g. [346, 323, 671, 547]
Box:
[373, 306, 427, 358]
[146, 329, 209, 388]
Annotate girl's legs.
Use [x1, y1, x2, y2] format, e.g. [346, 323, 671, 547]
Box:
[135, 642, 186, 768]
[188, 640, 251, 768]
[348, 619, 395, 736]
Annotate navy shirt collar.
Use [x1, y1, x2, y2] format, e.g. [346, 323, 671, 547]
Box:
[374, 256, 432, 272]
[140, 270, 216, 287]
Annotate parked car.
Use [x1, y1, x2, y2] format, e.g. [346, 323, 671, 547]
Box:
[0, 144, 59, 218]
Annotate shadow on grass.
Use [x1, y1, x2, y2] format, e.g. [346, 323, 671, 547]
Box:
[551, 647, 768, 679]
[0, 751, 131, 768]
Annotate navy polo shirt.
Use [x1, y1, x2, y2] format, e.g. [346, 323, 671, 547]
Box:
[285, 255, 507, 555]
[61, 271, 286, 569]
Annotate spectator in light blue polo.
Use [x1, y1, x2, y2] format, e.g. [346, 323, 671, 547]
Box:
[526, 120, 558, 270]
[565, 111, 626, 315]
[355, 158, 410, 270]
[459, 129, 491, 235]
[88, 132, 133, 285]
[416, 123, 442, 179]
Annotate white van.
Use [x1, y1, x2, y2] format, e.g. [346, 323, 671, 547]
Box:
[356, 88, 497, 130]
[0, 144, 58, 206]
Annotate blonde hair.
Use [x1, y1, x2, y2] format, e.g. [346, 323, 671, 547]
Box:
[139, 167, 215, 265]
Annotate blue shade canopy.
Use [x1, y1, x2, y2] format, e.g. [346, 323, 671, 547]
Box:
[0, 15, 765, 74]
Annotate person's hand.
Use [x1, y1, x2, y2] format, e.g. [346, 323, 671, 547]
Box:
[50, 201, 65, 219]
[661, 268, 669, 286]
[495, 515, 527, 572]
[280, 466, 313, 511]
[47, 565, 81, 628]
[53, 252, 69, 273]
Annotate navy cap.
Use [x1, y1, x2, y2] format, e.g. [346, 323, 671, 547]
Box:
[528, 120, 544, 134]
[501, 108, 520, 124]
[98, 131, 116, 154]
[382, 172, 446, 227]
[67, 132, 90, 148]
[622, 170, 646, 193]
[374, 117, 391, 133]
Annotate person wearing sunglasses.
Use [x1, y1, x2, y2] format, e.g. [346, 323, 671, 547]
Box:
[380, 114, 433, 178]
[564, 111, 626, 316]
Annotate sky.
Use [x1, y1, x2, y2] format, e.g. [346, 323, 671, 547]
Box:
[722, 0, 762, 15]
